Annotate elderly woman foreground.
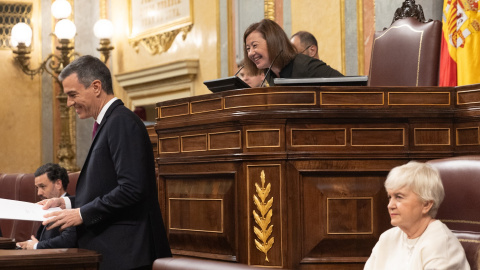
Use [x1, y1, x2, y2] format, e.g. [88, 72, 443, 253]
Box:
[364, 162, 469, 269]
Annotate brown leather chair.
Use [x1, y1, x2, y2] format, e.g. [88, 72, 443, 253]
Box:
[0, 172, 79, 242]
[428, 156, 480, 270]
[368, 17, 442, 86]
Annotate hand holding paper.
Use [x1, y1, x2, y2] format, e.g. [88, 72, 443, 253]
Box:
[39, 197, 66, 210]
[43, 208, 82, 231]
[0, 198, 62, 222]
[38, 197, 82, 231]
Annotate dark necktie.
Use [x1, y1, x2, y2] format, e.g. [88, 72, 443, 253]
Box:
[92, 121, 99, 139]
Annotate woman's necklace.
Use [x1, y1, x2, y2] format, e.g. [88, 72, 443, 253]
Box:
[404, 234, 420, 256]
[403, 220, 433, 257]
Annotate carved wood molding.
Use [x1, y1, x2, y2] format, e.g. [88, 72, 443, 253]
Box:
[129, 24, 193, 55]
[391, 0, 427, 24]
[264, 0, 275, 21]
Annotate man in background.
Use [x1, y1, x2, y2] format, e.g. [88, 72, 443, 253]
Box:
[290, 31, 319, 59]
[17, 163, 76, 249]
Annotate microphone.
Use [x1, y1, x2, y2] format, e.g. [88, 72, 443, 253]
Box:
[234, 65, 244, 77]
[260, 49, 283, 87]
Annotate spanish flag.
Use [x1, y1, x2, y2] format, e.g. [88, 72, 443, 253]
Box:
[439, 0, 480, 86]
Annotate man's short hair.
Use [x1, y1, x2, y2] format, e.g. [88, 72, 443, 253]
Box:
[58, 55, 114, 95]
[291, 31, 318, 48]
[34, 163, 69, 190]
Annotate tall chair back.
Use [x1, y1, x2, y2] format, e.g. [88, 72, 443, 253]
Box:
[428, 156, 480, 270]
[368, 17, 442, 86]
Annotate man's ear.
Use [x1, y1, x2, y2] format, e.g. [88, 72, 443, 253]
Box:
[309, 45, 318, 57]
[92, 80, 102, 96]
[54, 179, 63, 191]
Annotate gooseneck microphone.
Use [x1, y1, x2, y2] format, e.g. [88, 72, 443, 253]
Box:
[260, 49, 283, 87]
[234, 65, 245, 77]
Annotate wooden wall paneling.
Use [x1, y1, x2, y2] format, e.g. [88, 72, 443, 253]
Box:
[154, 85, 480, 269]
[408, 120, 454, 156]
[244, 124, 286, 154]
[159, 162, 239, 261]
[455, 120, 480, 155]
[290, 159, 397, 269]
[287, 121, 410, 158]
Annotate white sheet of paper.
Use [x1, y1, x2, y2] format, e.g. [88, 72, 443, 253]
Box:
[0, 198, 62, 221]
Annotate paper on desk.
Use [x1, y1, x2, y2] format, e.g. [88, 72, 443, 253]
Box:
[0, 198, 62, 222]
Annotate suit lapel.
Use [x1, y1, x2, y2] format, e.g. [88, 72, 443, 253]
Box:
[77, 99, 124, 186]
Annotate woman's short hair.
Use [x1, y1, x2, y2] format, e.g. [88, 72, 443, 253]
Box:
[243, 19, 297, 75]
[384, 161, 445, 218]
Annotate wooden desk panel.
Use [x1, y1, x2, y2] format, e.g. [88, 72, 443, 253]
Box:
[0, 238, 15, 250]
[0, 248, 101, 269]
[155, 85, 480, 269]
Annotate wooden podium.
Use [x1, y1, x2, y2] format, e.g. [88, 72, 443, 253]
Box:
[154, 85, 480, 269]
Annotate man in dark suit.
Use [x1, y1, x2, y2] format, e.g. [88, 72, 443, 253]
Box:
[41, 55, 171, 269]
[17, 163, 77, 250]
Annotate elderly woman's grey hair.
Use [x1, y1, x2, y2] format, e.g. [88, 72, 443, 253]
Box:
[384, 161, 445, 218]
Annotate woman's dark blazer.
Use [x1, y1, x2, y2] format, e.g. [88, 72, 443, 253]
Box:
[69, 99, 171, 269]
[266, 53, 344, 86]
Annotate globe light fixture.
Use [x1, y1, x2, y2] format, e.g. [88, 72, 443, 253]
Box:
[54, 19, 77, 40]
[11, 22, 32, 47]
[10, 0, 114, 171]
[51, 0, 72, 19]
[94, 19, 115, 62]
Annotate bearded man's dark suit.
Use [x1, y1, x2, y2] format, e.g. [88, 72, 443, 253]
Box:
[36, 193, 77, 249]
[70, 99, 171, 269]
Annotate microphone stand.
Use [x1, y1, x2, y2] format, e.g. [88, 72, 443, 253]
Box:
[234, 65, 244, 77]
[260, 49, 283, 87]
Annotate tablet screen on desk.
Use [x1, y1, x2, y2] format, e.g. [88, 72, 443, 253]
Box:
[203, 76, 251, 93]
[274, 76, 368, 86]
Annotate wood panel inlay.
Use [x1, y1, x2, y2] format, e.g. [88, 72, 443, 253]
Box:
[252, 170, 274, 262]
[159, 136, 180, 153]
[181, 134, 207, 152]
[388, 92, 450, 105]
[320, 92, 384, 105]
[291, 129, 346, 146]
[327, 197, 373, 234]
[191, 98, 223, 114]
[351, 128, 404, 146]
[247, 164, 283, 267]
[456, 127, 480, 146]
[159, 103, 190, 118]
[224, 92, 316, 109]
[169, 198, 223, 233]
[457, 89, 480, 105]
[247, 129, 280, 148]
[209, 131, 241, 150]
[414, 128, 450, 146]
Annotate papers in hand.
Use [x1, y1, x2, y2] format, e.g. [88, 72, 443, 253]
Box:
[0, 198, 62, 222]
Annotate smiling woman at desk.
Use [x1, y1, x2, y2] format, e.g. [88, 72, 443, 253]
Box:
[243, 19, 343, 87]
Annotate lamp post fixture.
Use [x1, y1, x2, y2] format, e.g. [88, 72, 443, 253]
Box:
[10, 0, 114, 171]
